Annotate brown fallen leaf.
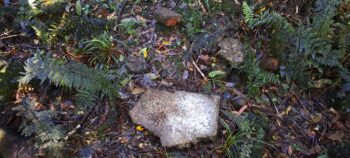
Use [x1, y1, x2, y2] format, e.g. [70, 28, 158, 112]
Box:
[328, 131, 344, 141]
[261, 56, 279, 71]
[131, 87, 145, 95]
[311, 113, 322, 124]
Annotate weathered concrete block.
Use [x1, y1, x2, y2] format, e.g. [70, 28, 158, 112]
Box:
[130, 89, 220, 147]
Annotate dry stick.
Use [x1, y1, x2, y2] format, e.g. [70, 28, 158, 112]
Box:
[0, 34, 23, 40]
[191, 58, 208, 81]
[114, 0, 128, 31]
[197, 0, 208, 14]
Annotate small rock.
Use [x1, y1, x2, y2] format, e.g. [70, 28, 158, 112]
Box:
[130, 89, 220, 147]
[154, 7, 181, 26]
[217, 38, 244, 66]
[125, 56, 148, 73]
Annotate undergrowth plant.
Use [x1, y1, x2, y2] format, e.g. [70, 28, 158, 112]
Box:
[15, 52, 124, 156]
[83, 31, 120, 67]
[178, 7, 204, 38]
[13, 97, 66, 157]
[20, 52, 121, 111]
[243, 47, 280, 96]
[220, 111, 267, 158]
[242, 0, 350, 93]
[28, 1, 113, 46]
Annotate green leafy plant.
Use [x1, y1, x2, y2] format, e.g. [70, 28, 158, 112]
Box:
[119, 18, 141, 36]
[20, 53, 121, 111]
[243, 48, 280, 96]
[209, 70, 226, 78]
[83, 31, 120, 67]
[242, 1, 254, 24]
[13, 97, 66, 157]
[179, 8, 204, 38]
[242, 0, 350, 89]
[220, 111, 267, 158]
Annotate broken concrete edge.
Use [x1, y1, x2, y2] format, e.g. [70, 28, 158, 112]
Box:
[129, 88, 221, 147]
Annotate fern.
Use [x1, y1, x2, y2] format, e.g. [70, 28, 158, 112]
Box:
[312, 0, 340, 36]
[242, 1, 254, 25]
[209, 70, 226, 78]
[220, 111, 267, 158]
[20, 53, 118, 96]
[243, 0, 349, 86]
[13, 97, 66, 156]
[83, 31, 119, 66]
[243, 48, 280, 95]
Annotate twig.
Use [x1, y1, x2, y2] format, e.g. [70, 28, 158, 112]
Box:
[191, 58, 208, 81]
[197, 0, 208, 15]
[229, 87, 247, 99]
[114, 0, 128, 32]
[0, 33, 23, 40]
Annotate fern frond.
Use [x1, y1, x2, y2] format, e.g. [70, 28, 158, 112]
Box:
[242, 2, 254, 25]
[221, 111, 267, 158]
[20, 53, 118, 97]
[243, 48, 280, 95]
[209, 70, 226, 78]
[14, 97, 66, 154]
[312, 0, 341, 36]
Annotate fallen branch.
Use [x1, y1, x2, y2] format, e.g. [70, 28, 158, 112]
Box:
[198, 0, 208, 15]
[192, 58, 208, 81]
[0, 33, 24, 40]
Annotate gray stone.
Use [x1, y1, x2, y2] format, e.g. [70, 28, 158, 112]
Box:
[217, 38, 244, 66]
[125, 56, 148, 73]
[130, 89, 220, 147]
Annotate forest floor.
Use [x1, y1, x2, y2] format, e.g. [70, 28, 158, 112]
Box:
[0, 0, 350, 158]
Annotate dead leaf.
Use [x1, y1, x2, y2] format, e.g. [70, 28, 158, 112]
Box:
[131, 87, 145, 95]
[159, 80, 173, 87]
[261, 57, 279, 71]
[328, 131, 344, 141]
[311, 113, 322, 123]
[311, 79, 332, 88]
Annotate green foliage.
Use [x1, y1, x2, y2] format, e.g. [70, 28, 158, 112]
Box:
[242, 0, 350, 87]
[27, 1, 113, 45]
[32, 13, 112, 45]
[179, 8, 204, 38]
[83, 31, 119, 66]
[242, 2, 254, 24]
[243, 48, 280, 96]
[220, 111, 267, 158]
[209, 70, 226, 78]
[13, 97, 66, 157]
[75, 0, 82, 16]
[119, 18, 142, 36]
[21, 53, 118, 94]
